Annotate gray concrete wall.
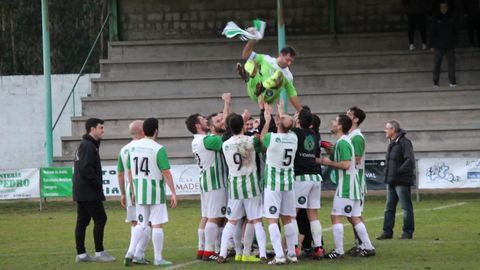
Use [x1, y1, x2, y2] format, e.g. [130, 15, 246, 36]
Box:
[117, 0, 466, 40]
[0, 74, 98, 170]
[118, 0, 328, 40]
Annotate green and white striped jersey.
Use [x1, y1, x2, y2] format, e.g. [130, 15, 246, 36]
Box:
[192, 134, 227, 193]
[222, 135, 262, 199]
[348, 129, 367, 195]
[263, 132, 298, 191]
[331, 135, 361, 200]
[126, 138, 171, 205]
[117, 140, 134, 207]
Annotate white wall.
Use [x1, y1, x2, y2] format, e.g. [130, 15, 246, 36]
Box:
[0, 74, 99, 170]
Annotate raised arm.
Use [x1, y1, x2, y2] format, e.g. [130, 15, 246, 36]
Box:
[242, 40, 256, 59]
[222, 92, 232, 126]
[260, 103, 273, 140]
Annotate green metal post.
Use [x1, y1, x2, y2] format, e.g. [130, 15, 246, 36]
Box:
[109, 0, 119, 41]
[277, 0, 288, 113]
[41, 0, 53, 167]
[328, 0, 337, 35]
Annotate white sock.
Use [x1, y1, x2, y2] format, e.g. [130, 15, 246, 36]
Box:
[268, 223, 284, 258]
[204, 222, 218, 252]
[216, 226, 224, 253]
[126, 225, 144, 258]
[332, 223, 344, 254]
[291, 219, 299, 245]
[152, 228, 164, 262]
[198, 228, 205, 251]
[284, 223, 297, 256]
[310, 220, 323, 248]
[134, 226, 150, 259]
[78, 253, 87, 259]
[233, 221, 243, 255]
[254, 222, 267, 258]
[126, 226, 136, 256]
[219, 222, 235, 258]
[243, 223, 255, 256]
[354, 222, 374, 250]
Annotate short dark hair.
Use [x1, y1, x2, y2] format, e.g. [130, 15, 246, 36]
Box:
[143, 117, 158, 137]
[85, 118, 104, 134]
[185, 114, 201, 134]
[206, 113, 218, 127]
[302, 105, 311, 112]
[298, 108, 313, 128]
[311, 114, 321, 134]
[349, 106, 366, 125]
[280, 46, 296, 57]
[338, 114, 352, 134]
[229, 114, 244, 135]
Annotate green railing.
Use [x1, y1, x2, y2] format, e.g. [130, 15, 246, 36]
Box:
[52, 12, 111, 131]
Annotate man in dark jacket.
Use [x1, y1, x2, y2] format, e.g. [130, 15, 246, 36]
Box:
[377, 120, 416, 240]
[429, 0, 457, 87]
[73, 118, 115, 263]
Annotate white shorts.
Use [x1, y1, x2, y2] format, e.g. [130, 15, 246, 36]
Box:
[331, 195, 362, 217]
[125, 205, 137, 222]
[263, 190, 296, 219]
[227, 195, 263, 221]
[201, 188, 227, 218]
[294, 181, 322, 209]
[136, 204, 168, 226]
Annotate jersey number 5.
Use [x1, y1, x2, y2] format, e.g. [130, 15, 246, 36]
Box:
[133, 157, 150, 176]
[283, 149, 293, 166]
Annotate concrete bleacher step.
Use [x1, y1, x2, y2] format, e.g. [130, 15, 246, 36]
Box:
[81, 87, 480, 118]
[107, 32, 472, 60]
[100, 49, 480, 78]
[70, 105, 480, 137]
[91, 68, 480, 97]
[59, 127, 480, 166]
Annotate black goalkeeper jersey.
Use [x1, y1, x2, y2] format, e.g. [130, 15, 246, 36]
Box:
[292, 127, 321, 176]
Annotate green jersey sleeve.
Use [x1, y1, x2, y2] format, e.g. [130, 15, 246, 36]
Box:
[262, 132, 272, 149]
[126, 152, 131, 169]
[253, 53, 265, 64]
[156, 147, 171, 170]
[351, 135, 365, 157]
[338, 140, 353, 161]
[284, 79, 298, 98]
[203, 135, 223, 151]
[117, 153, 124, 172]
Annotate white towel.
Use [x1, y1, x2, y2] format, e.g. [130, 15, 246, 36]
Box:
[222, 19, 266, 41]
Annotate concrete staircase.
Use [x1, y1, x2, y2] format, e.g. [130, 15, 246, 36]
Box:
[55, 32, 480, 166]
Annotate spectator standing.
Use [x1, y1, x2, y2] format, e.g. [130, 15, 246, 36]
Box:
[402, 0, 430, 50]
[377, 120, 416, 240]
[429, 0, 458, 87]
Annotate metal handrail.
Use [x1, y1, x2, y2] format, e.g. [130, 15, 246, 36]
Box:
[52, 12, 111, 131]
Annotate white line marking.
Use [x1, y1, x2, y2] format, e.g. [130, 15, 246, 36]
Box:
[164, 260, 198, 270]
[322, 201, 466, 232]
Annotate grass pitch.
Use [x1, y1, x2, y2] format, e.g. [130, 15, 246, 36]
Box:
[0, 193, 479, 270]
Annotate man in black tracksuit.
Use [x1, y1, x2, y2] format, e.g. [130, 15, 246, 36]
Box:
[377, 120, 416, 240]
[429, 0, 457, 87]
[73, 118, 115, 263]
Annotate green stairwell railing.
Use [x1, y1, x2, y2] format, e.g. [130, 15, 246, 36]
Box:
[52, 12, 111, 132]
